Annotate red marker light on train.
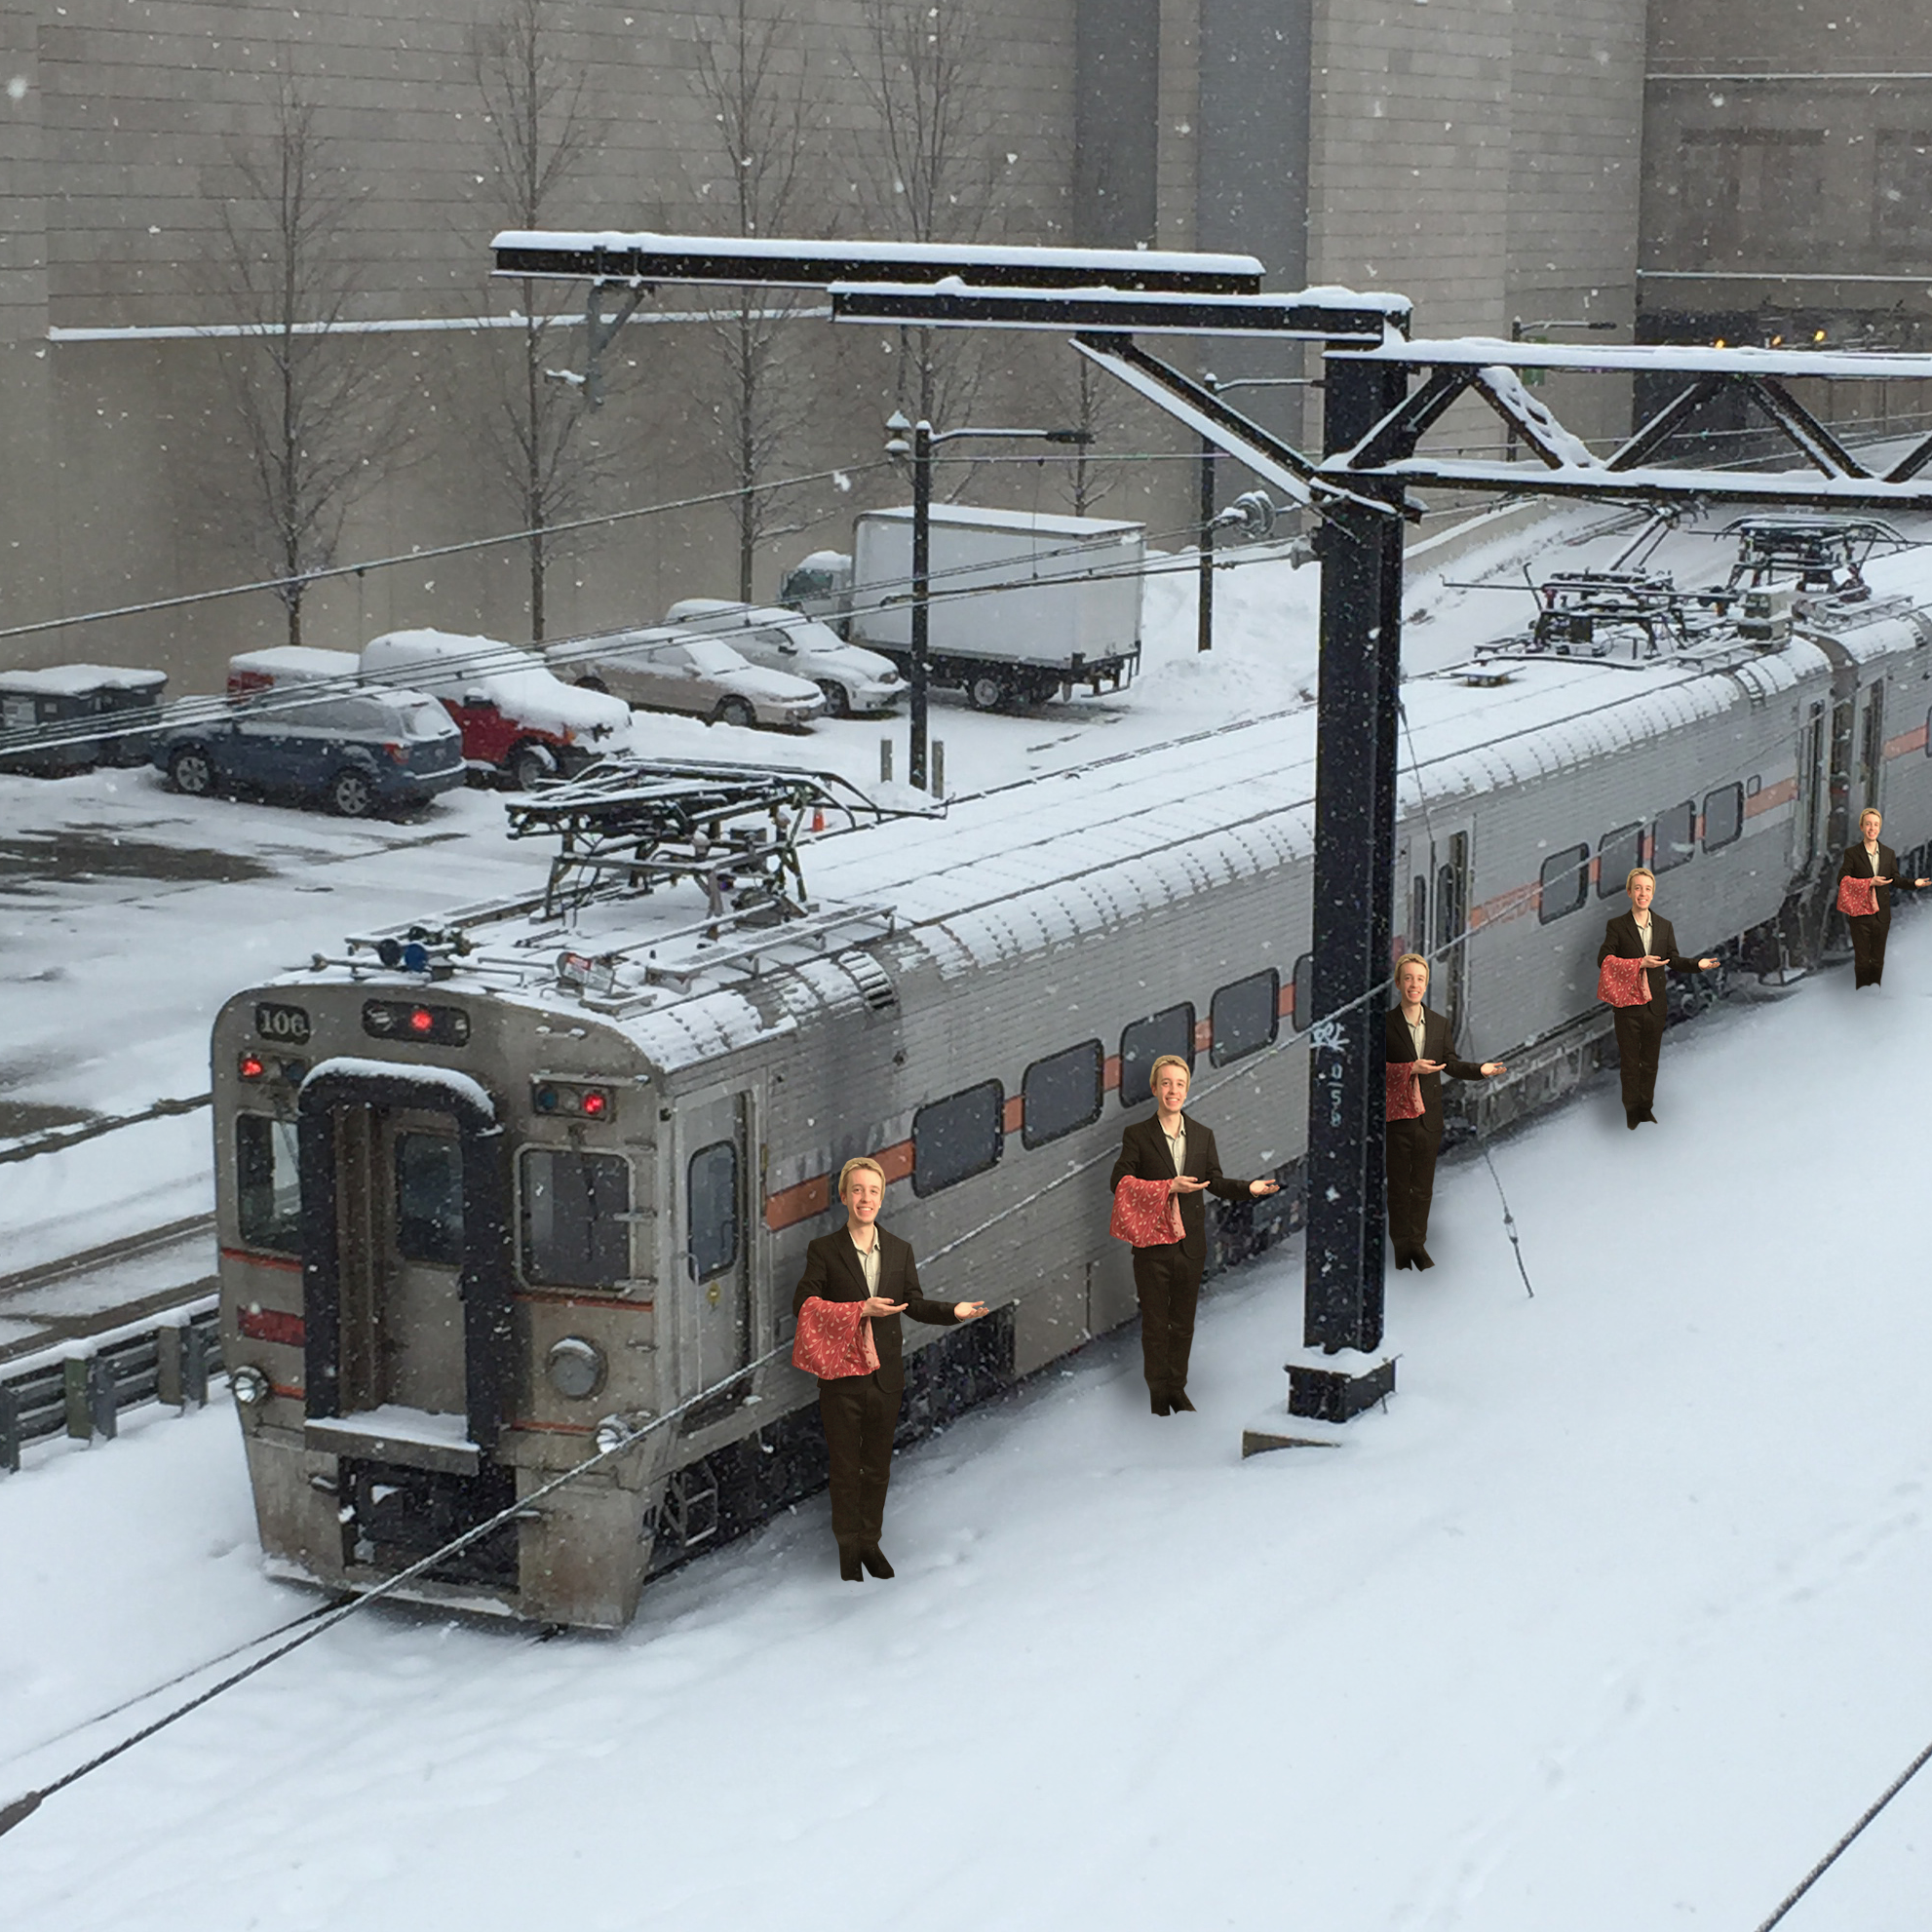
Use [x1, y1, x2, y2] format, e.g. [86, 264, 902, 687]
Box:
[408, 1008, 435, 1035]
[581, 1089, 608, 1117]
[239, 1054, 265, 1080]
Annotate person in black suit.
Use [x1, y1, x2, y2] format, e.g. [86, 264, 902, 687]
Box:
[1108, 1054, 1280, 1414]
[1838, 807, 1929, 987]
[1598, 866, 1719, 1130]
[1384, 952, 1505, 1271]
[792, 1156, 987, 1581]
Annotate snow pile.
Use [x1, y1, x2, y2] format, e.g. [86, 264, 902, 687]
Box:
[3, 918, 1931, 1928]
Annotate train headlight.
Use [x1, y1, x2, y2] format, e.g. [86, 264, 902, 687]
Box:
[231, 1365, 271, 1408]
[545, 1335, 607, 1402]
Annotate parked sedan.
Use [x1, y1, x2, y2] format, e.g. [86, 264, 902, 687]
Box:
[663, 599, 903, 715]
[558, 627, 826, 730]
[152, 686, 466, 818]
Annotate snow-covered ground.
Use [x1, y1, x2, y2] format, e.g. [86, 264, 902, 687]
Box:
[2, 898, 1928, 1930]
[4, 503, 1930, 1928]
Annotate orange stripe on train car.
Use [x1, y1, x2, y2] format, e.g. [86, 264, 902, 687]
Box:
[1745, 777, 1797, 817]
[1103, 1054, 1121, 1092]
[764, 1173, 831, 1231]
[1002, 1094, 1024, 1135]
[1884, 725, 1929, 759]
[220, 1246, 303, 1273]
[1193, 1018, 1213, 1052]
[239, 1307, 305, 1347]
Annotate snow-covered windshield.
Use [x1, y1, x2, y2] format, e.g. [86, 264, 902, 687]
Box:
[681, 638, 749, 676]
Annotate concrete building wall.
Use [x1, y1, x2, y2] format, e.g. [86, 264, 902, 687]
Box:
[4, 0, 1662, 693]
[1642, 0, 1932, 351]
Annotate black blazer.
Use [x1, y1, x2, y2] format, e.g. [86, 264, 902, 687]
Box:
[1598, 909, 1698, 1017]
[792, 1226, 957, 1392]
[1108, 1113, 1252, 1261]
[1838, 841, 1916, 927]
[1383, 1005, 1488, 1150]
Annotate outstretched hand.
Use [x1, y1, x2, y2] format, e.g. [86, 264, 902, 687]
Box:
[1168, 1175, 1211, 1195]
[1695, 956, 1719, 971]
[1412, 1057, 1447, 1075]
[953, 1300, 989, 1322]
[861, 1295, 908, 1318]
[1479, 1062, 1506, 1077]
[1249, 1179, 1281, 1197]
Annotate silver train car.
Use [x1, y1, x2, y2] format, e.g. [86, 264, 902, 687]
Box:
[210, 543, 1932, 1627]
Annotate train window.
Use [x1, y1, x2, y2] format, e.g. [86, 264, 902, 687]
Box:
[522, 1149, 630, 1290]
[235, 1114, 301, 1254]
[686, 1141, 740, 1281]
[1292, 954, 1313, 1034]
[1211, 969, 1279, 1066]
[913, 1081, 1004, 1195]
[1653, 800, 1696, 873]
[1118, 1005, 1194, 1108]
[1538, 845, 1589, 923]
[1022, 1040, 1103, 1150]
[1704, 783, 1744, 852]
[1597, 823, 1643, 899]
[395, 1133, 464, 1266]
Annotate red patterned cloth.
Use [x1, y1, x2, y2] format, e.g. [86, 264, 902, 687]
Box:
[792, 1296, 880, 1379]
[1384, 1062, 1424, 1122]
[1597, 954, 1650, 1008]
[1837, 874, 1879, 918]
[1109, 1175, 1185, 1248]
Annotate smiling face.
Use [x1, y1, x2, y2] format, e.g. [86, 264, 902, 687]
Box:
[1628, 872, 1655, 915]
[841, 1166, 883, 1228]
[1398, 959, 1429, 1007]
[1863, 810, 1882, 843]
[1153, 1062, 1190, 1116]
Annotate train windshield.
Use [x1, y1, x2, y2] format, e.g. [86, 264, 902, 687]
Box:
[521, 1149, 630, 1289]
[236, 1114, 301, 1253]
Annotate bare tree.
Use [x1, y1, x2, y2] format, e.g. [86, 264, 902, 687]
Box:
[473, 0, 606, 640]
[1047, 354, 1125, 517]
[688, 0, 817, 602]
[213, 73, 389, 646]
[851, 0, 1001, 436]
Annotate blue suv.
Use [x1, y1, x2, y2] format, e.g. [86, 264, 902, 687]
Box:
[152, 686, 466, 817]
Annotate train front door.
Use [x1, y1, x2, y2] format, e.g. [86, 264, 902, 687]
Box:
[333, 1103, 469, 1419]
[678, 1089, 753, 1398]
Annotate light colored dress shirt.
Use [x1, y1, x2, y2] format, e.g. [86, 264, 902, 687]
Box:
[1866, 843, 1882, 876]
[1162, 1118, 1187, 1177]
[849, 1232, 880, 1297]
[1405, 1010, 1427, 1061]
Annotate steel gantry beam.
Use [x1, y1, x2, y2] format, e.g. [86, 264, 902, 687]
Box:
[487, 226, 1932, 1435]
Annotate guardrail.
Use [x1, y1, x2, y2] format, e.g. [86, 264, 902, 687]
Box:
[0, 1298, 225, 1474]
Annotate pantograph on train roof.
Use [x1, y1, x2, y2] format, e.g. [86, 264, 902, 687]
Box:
[331, 757, 924, 1016]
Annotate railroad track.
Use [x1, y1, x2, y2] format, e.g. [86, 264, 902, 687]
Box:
[0, 1214, 224, 1473]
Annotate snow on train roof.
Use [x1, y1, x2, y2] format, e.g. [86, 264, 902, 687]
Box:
[302, 587, 1923, 1069]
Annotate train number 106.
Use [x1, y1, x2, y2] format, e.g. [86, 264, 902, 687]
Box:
[254, 1002, 313, 1044]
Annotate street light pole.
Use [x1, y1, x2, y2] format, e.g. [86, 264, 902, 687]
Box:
[910, 415, 933, 791]
[1195, 372, 1321, 654]
[886, 414, 1091, 790]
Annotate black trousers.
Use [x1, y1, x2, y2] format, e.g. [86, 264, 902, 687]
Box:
[1849, 914, 1889, 987]
[1131, 1241, 1204, 1397]
[818, 1373, 902, 1556]
[1612, 1002, 1667, 1115]
[1385, 1118, 1439, 1258]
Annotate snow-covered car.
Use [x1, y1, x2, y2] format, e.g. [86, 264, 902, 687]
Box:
[663, 599, 903, 715]
[360, 629, 630, 789]
[225, 645, 360, 697]
[151, 685, 465, 818]
[557, 626, 826, 731]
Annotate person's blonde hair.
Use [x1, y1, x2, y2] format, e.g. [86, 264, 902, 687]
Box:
[1860, 807, 1882, 829]
[1146, 1053, 1191, 1095]
[1394, 951, 1429, 981]
[1625, 866, 1656, 893]
[837, 1155, 886, 1200]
